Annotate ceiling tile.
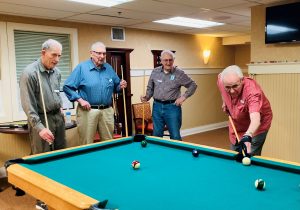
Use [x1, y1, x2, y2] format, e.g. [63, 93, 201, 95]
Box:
[90, 7, 169, 21]
[64, 14, 144, 26]
[0, 0, 106, 12]
[0, 2, 77, 19]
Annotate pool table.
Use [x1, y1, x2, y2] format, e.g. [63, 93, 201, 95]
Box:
[7, 136, 300, 210]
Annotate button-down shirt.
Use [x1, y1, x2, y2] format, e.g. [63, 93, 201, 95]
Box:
[146, 66, 197, 101]
[217, 76, 273, 144]
[19, 58, 62, 132]
[63, 59, 120, 106]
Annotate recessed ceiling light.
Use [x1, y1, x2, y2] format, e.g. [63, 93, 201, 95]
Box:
[68, 0, 133, 7]
[154, 17, 224, 29]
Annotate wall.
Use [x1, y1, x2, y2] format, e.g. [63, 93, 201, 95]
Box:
[251, 5, 300, 162]
[234, 44, 250, 70]
[0, 14, 238, 164]
[251, 5, 300, 62]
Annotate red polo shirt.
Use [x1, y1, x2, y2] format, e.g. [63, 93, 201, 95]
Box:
[217, 76, 273, 144]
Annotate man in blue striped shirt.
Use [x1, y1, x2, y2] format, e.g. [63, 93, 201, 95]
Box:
[63, 42, 127, 145]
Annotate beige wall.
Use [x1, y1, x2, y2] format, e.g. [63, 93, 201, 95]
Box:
[0, 14, 236, 163]
[234, 44, 250, 69]
[251, 5, 300, 162]
[251, 5, 300, 62]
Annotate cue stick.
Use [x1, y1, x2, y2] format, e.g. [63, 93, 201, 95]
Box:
[228, 115, 246, 157]
[112, 58, 117, 124]
[142, 70, 146, 135]
[121, 65, 128, 137]
[37, 70, 54, 151]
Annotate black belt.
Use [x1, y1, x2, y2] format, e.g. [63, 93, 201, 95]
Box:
[90, 105, 111, 110]
[154, 99, 176, 104]
[39, 109, 60, 115]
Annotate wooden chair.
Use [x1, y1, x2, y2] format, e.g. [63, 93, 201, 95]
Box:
[132, 102, 153, 135]
[132, 102, 168, 136]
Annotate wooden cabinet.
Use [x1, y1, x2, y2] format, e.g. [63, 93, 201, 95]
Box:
[106, 48, 134, 136]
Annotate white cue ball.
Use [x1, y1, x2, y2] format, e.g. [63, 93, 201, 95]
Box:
[242, 157, 251, 166]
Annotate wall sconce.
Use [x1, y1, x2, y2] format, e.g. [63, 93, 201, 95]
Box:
[203, 50, 211, 64]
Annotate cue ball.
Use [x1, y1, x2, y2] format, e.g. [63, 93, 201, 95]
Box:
[192, 149, 200, 157]
[131, 160, 140, 169]
[242, 157, 251, 166]
[141, 140, 147, 147]
[255, 179, 266, 190]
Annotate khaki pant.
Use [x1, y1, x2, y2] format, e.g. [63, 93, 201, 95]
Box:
[77, 106, 114, 145]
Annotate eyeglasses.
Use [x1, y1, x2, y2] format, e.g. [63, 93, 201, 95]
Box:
[92, 51, 106, 56]
[161, 59, 174, 62]
[224, 80, 242, 91]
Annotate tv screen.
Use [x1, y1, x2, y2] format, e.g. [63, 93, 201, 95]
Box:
[265, 2, 300, 44]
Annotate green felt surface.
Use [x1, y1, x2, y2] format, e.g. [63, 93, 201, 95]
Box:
[21, 136, 300, 210]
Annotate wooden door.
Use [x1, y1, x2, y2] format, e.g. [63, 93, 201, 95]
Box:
[106, 48, 133, 136]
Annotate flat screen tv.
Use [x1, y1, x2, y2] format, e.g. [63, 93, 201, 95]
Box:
[265, 2, 300, 44]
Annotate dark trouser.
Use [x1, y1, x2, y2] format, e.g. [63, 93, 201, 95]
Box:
[152, 101, 182, 140]
[230, 131, 269, 156]
[29, 112, 66, 154]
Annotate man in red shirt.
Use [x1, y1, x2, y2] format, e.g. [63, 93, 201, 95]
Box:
[217, 65, 272, 156]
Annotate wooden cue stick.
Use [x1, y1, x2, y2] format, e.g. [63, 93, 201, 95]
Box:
[142, 70, 145, 135]
[228, 115, 246, 156]
[121, 65, 128, 137]
[112, 58, 117, 122]
[37, 71, 54, 150]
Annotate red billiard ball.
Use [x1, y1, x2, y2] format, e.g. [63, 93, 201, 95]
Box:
[192, 149, 200, 157]
[131, 160, 140, 169]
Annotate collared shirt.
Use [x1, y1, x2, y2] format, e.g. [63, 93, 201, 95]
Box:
[19, 58, 62, 132]
[217, 75, 273, 144]
[146, 66, 197, 101]
[63, 59, 120, 105]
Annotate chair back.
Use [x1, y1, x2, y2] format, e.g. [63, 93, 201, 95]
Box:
[132, 102, 153, 134]
[132, 102, 152, 120]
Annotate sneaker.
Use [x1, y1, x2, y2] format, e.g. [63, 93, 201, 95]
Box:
[36, 200, 48, 210]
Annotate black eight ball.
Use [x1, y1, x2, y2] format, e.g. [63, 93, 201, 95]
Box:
[192, 149, 200, 157]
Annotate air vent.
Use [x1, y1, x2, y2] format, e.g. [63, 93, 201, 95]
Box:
[111, 27, 125, 41]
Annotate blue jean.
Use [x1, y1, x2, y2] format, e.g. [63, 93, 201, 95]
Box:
[152, 101, 182, 140]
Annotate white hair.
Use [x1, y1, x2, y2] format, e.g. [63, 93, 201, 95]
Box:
[220, 65, 244, 81]
[160, 50, 175, 59]
[42, 39, 62, 51]
[91, 42, 106, 51]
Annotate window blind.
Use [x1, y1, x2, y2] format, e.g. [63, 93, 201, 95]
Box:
[14, 30, 72, 90]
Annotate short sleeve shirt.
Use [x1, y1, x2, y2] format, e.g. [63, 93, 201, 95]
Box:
[217, 76, 273, 144]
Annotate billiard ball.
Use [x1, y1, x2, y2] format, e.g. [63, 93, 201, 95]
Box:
[131, 160, 140, 169]
[141, 140, 147, 147]
[255, 179, 266, 190]
[242, 157, 251, 166]
[192, 149, 200, 157]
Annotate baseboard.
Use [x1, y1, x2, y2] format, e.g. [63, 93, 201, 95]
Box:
[180, 121, 228, 137]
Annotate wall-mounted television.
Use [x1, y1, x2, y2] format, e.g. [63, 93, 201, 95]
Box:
[265, 2, 300, 44]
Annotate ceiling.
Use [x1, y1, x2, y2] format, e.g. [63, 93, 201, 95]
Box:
[0, 0, 283, 37]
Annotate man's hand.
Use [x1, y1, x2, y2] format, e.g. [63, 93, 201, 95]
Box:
[240, 135, 252, 154]
[234, 135, 252, 162]
[120, 80, 127, 89]
[39, 128, 54, 143]
[77, 98, 91, 110]
[140, 95, 148, 103]
[175, 96, 186, 106]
